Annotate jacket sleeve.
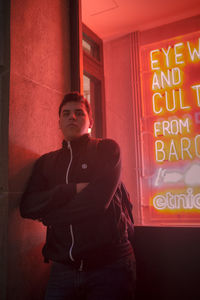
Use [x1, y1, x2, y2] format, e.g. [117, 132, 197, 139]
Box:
[20, 155, 76, 220]
[42, 139, 121, 225]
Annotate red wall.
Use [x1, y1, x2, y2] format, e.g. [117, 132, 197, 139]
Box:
[8, 1, 71, 298]
[140, 14, 200, 46]
[104, 34, 141, 223]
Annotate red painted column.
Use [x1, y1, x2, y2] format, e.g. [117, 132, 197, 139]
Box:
[8, 0, 71, 298]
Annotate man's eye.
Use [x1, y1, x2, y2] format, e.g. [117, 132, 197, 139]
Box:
[63, 112, 70, 117]
[76, 111, 85, 116]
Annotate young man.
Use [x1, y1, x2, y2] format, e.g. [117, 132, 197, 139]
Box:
[20, 92, 136, 300]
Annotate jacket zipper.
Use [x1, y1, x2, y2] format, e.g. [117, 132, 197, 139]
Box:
[69, 224, 75, 261]
[66, 141, 84, 271]
[66, 141, 75, 262]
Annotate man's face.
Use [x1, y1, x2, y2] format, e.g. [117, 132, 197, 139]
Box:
[59, 101, 92, 141]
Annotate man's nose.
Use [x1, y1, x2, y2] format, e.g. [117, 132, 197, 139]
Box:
[69, 112, 76, 120]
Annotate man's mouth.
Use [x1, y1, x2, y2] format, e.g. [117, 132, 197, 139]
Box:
[68, 123, 77, 127]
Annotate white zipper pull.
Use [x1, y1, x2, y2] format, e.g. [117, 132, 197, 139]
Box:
[79, 260, 83, 271]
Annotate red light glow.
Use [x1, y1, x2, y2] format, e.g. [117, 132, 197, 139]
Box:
[140, 31, 200, 226]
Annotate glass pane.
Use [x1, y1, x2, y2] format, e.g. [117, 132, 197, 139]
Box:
[82, 32, 100, 61]
[82, 39, 92, 55]
[83, 73, 103, 138]
[83, 74, 91, 102]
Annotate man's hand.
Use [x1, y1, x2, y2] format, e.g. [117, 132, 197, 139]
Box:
[76, 183, 89, 193]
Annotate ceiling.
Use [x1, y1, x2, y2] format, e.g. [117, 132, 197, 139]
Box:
[81, 0, 200, 41]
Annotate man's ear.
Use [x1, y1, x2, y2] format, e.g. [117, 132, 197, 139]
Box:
[88, 119, 93, 134]
[89, 118, 93, 129]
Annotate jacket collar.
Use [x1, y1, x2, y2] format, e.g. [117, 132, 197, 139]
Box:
[62, 134, 90, 150]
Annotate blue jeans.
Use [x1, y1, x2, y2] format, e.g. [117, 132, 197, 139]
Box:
[45, 255, 136, 300]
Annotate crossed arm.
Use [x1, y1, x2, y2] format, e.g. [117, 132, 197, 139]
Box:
[20, 139, 121, 225]
[76, 182, 88, 193]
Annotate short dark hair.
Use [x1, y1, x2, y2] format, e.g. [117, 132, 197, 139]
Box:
[59, 92, 92, 120]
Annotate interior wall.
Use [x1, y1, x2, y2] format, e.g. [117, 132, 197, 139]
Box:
[8, 1, 71, 299]
[104, 34, 140, 223]
[140, 14, 200, 46]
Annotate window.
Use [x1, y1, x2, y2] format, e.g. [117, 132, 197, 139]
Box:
[139, 31, 200, 226]
[82, 32, 100, 61]
[82, 24, 105, 138]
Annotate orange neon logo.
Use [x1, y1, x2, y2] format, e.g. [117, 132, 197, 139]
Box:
[150, 38, 200, 70]
[152, 188, 200, 212]
[149, 36, 200, 165]
[140, 32, 200, 220]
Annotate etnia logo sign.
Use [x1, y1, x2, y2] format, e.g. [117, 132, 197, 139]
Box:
[153, 189, 200, 210]
[140, 32, 200, 225]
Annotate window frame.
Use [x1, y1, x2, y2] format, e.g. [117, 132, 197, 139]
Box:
[82, 23, 106, 138]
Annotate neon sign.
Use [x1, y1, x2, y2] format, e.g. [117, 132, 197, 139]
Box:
[140, 32, 200, 225]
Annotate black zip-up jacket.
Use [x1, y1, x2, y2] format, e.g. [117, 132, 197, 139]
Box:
[20, 134, 132, 269]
